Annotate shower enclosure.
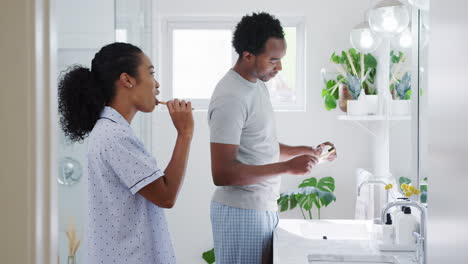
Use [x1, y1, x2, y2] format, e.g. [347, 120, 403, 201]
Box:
[55, 0, 152, 262]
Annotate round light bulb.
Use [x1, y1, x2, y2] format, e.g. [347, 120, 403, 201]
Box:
[382, 10, 399, 32]
[360, 31, 374, 49]
[368, 0, 410, 37]
[350, 21, 382, 52]
[398, 28, 412, 48]
[391, 27, 413, 50]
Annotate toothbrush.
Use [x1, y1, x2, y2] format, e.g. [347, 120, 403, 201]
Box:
[319, 147, 336, 161]
[157, 100, 194, 110]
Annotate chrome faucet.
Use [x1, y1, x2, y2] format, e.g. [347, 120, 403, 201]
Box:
[413, 232, 425, 264]
[357, 180, 389, 204]
[381, 200, 428, 264]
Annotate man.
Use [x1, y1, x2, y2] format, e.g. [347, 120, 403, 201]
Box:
[208, 12, 337, 264]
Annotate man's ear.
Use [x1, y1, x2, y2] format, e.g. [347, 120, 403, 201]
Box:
[242, 51, 255, 63]
[119, 72, 135, 88]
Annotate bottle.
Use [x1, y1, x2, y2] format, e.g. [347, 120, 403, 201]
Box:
[382, 213, 394, 244]
[394, 206, 407, 227]
[394, 198, 410, 227]
[396, 207, 419, 246]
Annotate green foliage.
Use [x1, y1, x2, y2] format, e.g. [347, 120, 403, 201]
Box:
[277, 176, 337, 219]
[322, 79, 339, 110]
[322, 48, 377, 110]
[391, 50, 405, 64]
[395, 72, 411, 100]
[390, 50, 413, 100]
[202, 248, 215, 264]
[346, 73, 362, 99]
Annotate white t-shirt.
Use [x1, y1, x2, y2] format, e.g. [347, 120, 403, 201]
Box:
[208, 69, 281, 211]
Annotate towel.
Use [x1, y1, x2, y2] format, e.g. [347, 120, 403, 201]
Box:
[355, 168, 375, 220]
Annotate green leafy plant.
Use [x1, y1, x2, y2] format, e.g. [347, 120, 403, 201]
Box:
[277, 176, 337, 219]
[390, 50, 412, 100]
[394, 72, 411, 100]
[391, 50, 405, 64]
[322, 48, 378, 110]
[202, 248, 215, 264]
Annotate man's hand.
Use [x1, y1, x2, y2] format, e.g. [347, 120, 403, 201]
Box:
[303, 142, 338, 162]
[283, 155, 318, 175]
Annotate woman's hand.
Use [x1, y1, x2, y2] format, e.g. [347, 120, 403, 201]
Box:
[167, 99, 194, 138]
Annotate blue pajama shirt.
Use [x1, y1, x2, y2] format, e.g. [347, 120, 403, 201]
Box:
[87, 106, 175, 264]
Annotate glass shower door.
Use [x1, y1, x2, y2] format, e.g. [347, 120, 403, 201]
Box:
[56, 1, 152, 263]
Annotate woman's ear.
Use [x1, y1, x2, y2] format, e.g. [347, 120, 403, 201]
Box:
[119, 72, 135, 88]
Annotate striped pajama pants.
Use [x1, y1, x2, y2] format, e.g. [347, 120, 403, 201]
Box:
[210, 201, 279, 264]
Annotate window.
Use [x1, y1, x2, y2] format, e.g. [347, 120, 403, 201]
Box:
[159, 17, 305, 111]
[172, 29, 233, 99]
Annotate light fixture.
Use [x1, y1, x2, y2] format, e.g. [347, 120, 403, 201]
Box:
[407, 0, 429, 11]
[392, 27, 412, 49]
[368, 0, 410, 37]
[350, 21, 382, 53]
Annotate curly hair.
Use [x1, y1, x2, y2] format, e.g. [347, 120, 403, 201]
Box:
[232, 12, 285, 56]
[58, 42, 142, 142]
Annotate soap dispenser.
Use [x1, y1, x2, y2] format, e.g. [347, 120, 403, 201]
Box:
[394, 206, 407, 226]
[394, 198, 410, 228]
[382, 213, 394, 244]
[396, 207, 419, 246]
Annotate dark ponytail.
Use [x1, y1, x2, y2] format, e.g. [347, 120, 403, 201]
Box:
[58, 42, 143, 142]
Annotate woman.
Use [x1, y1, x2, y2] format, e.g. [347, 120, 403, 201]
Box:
[58, 42, 193, 263]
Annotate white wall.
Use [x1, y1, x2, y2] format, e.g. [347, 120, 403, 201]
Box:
[151, 0, 387, 262]
[427, 0, 468, 262]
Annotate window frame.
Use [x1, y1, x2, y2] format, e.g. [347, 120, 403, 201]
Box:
[157, 16, 306, 111]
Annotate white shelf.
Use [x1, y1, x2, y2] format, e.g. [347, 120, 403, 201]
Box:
[338, 115, 411, 121]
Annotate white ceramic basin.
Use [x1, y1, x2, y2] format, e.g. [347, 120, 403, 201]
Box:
[274, 220, 417, 264]
[299, 221, 371, 240]
[276, 220, 375, 253]
[278, 219, 372, 240]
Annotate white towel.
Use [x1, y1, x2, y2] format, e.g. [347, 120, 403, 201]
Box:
[355, 168, 374, 220]
[355, 169, 400, 221]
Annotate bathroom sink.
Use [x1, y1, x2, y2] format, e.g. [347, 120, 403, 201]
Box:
[274, 220, 417, 264]
[277, 219, 372, 240]
[299, 221, 371, 240]
[308, 254, 401, 264]
[276, 220, 375, 252]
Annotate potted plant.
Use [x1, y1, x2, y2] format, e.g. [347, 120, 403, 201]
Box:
[321, 48, 378, 114]
[277, 176, 337, 219]
[390, 51, 412, 116]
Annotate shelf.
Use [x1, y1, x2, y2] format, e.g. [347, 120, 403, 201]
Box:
[338, 115, 411, 137]
[338, 115, 411, 121]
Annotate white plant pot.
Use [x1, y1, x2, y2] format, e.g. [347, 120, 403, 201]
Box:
[347, 100, 368, 116]
[391, 100, 411, 116]
[366, 95, 378, 115]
